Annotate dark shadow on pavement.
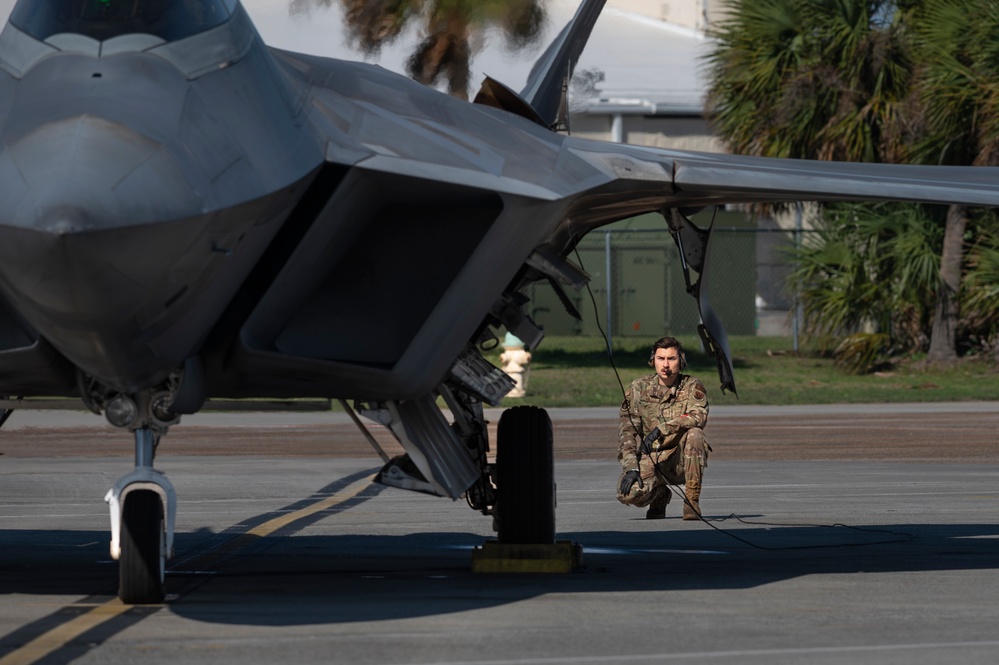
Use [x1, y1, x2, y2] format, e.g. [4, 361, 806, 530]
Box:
[5, 521, 997, 626]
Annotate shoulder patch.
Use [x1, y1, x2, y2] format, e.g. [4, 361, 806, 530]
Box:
[691, 379, 706, 401]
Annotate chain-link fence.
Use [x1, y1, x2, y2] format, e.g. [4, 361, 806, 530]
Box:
[520, 215, 810, 353]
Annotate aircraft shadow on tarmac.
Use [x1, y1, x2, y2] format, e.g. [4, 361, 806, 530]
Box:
[2, 522, 999, 626]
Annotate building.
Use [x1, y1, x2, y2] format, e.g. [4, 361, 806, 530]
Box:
[569, 0, 724, 153]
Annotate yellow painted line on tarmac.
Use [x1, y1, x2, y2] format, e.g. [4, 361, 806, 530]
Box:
[0, 474, 376, 665]
[0, 601, 133, 665]
[188, 474, 376, 568]
[246, 474, 375, 539]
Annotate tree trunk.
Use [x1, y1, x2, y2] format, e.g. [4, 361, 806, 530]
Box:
[926, 204, 966, 363]
[407, 13, 471, 101]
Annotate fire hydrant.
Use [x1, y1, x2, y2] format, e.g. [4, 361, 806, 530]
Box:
[499, 333, 532, 398]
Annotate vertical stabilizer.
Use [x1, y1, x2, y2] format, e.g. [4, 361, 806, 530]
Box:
[520, 0, 606, 128]
[473, 0, 606, 130]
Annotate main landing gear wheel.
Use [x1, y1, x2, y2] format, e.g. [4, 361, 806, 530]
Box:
[496, 405, 555, 544]
[119, 490, 165, 604]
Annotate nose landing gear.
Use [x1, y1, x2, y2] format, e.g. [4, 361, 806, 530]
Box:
[104, 427, 176, 604]
[80, 367, 193, 603]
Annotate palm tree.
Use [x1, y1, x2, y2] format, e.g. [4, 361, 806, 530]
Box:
[905, 0, 999, 362]
[961, 220, 999, 361]
[788, 202, 942, 371]
[297, 0, 547, 100]
[704, 0, 910, 163]
[705, 0, 999, 365]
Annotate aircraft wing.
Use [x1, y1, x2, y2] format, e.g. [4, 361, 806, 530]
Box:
[665, 149, 999, 208]
[549, 140, 999, 234]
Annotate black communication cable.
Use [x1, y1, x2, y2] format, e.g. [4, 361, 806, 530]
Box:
[571, 245, 915, 551]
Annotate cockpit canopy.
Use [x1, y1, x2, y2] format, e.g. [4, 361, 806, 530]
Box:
[9, 0, 238, 43]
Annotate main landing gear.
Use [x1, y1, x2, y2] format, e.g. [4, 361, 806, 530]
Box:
[495, 405, 555, 545]
[472, 405, 581, 573]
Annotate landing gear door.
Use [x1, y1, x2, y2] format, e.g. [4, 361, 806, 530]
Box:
[666, 209, 737, 396]
[696, 284, 737, 396]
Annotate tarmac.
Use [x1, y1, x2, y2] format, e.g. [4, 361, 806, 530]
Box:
[1, 403, 998, 664]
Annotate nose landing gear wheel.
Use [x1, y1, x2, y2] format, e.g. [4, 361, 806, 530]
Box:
[119, 490, 165, 604]
[496, 406, 555, 544]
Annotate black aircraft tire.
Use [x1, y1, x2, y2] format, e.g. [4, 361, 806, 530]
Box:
[496, 405, 555, 544]
[119, 490, 165, 604]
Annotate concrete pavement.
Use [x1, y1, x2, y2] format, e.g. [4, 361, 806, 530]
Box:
[1, 403, 998, 664]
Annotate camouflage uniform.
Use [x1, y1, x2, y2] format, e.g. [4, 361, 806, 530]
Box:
[617, 373, 710, 515]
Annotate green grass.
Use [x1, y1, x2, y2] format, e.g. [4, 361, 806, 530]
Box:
[488, 336, 999, 407]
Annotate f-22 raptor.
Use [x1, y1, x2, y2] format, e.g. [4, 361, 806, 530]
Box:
[1, 0, 998, 603]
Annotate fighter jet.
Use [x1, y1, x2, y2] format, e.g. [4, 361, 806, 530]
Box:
[1, 0, 999, 603]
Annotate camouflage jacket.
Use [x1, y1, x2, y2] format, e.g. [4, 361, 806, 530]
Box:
[618, 373, 709, 470]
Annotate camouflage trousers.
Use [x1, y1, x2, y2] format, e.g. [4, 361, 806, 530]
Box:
[616, 428, 709, 508]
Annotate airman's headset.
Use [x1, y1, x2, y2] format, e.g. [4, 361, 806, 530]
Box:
[647, 336, 687, 371]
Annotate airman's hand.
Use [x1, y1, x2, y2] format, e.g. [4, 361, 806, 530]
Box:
[640, 427, 661, 456]
[619, 469, 642, 496]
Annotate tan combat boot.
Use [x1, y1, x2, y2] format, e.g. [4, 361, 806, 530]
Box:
[682, 485, 701, 521]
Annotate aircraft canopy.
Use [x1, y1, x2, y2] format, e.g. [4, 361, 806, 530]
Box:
[9, 0, 238, 43]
